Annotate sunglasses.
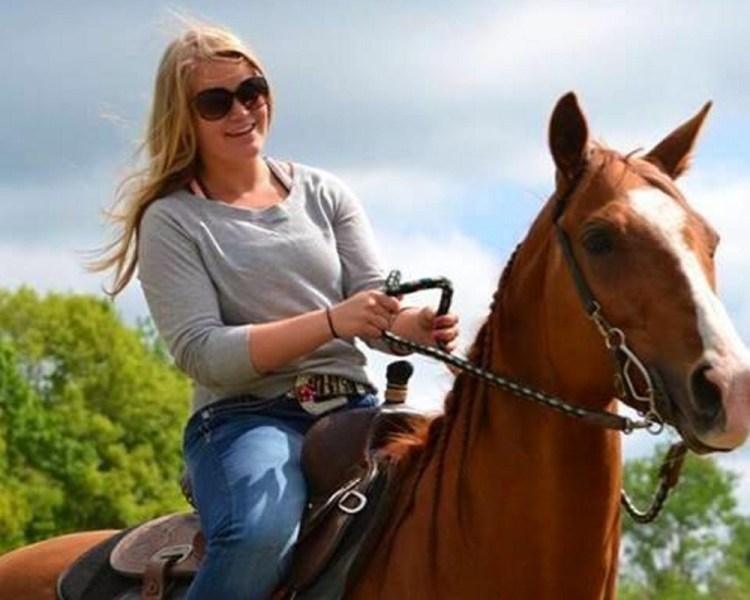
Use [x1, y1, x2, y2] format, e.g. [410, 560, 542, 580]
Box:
[193, 76, 269, 121]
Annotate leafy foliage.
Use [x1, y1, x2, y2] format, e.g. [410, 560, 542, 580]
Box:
[0, 287, 191, 553]
[619, 443, 750, 599]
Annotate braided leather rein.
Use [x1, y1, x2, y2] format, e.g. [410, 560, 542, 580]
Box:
[381, 272, 683, 523]
[382, 271, 655, 433]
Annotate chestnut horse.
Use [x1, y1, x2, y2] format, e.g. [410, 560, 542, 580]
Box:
[2, 93, 749, 600]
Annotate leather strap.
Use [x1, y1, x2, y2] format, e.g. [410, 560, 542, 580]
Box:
[266, 157, 294, 192]
[140, 546, 191, 600]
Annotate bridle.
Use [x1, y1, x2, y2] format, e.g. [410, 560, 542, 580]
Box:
[382, 161, 689, 523]
[552, 167, 667, 428]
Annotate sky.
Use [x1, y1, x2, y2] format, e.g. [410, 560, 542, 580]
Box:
[2, 1, 750, 509]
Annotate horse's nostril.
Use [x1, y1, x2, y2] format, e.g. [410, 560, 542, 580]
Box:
[690, 365, 723, 422]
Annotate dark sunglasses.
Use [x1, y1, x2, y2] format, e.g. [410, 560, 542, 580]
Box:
[193, 76, 269, 121]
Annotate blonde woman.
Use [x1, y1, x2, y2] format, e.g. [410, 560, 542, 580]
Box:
[94, 22, 458, 599]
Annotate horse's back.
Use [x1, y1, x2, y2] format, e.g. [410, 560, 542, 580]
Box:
[0, 530, 117, 600]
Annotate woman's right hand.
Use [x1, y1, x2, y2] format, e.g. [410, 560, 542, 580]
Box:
[329, 290, 401, 340]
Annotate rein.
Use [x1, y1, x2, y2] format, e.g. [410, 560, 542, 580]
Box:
[381, 166, 687, 524]
[382, 278, 652, 433]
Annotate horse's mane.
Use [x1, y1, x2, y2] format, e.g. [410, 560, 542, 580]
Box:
[372, 283, 503, 569]
[379, 266, 508, 466]
[591, 143, 686, 200]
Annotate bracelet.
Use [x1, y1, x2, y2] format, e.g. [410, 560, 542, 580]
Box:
[325, 307, 340, 339]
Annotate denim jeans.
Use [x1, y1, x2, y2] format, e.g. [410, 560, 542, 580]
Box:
[182, 393, 378, 600]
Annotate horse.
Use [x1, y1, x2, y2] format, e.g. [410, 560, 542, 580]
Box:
[1, 92, 749, 600]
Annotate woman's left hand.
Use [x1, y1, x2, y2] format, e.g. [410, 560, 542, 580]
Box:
[415, 306, 460, 352]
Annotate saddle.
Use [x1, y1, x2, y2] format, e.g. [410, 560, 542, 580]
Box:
[57, 406, 429, 600]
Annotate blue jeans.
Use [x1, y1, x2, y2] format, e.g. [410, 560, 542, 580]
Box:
[183, 393, 378, 600]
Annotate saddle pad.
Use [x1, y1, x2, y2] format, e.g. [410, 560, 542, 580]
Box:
[57, 528, 136, 600]
[57, 526, 192, 600]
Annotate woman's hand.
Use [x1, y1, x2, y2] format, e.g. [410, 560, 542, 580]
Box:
[415, 306, 460, 352]
[329, 290, 401, 340]
[389, 306, 460, 352]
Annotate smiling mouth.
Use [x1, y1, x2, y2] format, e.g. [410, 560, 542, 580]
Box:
[226, 123, 256, 138]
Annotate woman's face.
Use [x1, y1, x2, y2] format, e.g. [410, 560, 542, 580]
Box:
[190, 58, 270, 167]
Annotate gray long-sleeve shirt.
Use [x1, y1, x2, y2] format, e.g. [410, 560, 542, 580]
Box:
[137, 159, 387, 413]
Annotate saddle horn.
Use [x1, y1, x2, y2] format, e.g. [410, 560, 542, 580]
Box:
[384, 360, 414, 406]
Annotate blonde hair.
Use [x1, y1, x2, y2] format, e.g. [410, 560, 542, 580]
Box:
[89, 20, 272, 297]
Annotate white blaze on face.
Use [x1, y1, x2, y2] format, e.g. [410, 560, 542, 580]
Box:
[628, 187, 750, 448]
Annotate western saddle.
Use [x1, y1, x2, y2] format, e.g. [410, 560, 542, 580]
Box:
[59, 361, 427, 600]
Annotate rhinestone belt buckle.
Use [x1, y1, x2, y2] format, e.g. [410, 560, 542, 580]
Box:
[293, 374, 349, 416]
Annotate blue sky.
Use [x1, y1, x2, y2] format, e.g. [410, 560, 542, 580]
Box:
[2, 1, 750, 506]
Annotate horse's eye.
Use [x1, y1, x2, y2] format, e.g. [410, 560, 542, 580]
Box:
[582, 229, 614, 255]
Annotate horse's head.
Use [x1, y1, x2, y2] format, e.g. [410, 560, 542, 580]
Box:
[545, 93, 750, 454]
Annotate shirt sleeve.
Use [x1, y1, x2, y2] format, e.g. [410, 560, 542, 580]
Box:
[327, 176, 408, 354]
[329, 177, 387, 297]
[137, 201, 260, 389]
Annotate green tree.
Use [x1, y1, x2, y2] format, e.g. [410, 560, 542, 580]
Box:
[618, 443, 750, 599]
[0, 287, 192, 553]
[0, 337, 64, 551]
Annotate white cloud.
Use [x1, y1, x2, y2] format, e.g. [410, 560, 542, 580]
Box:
[0, 245, 147, 325]
[1, 245, 100, 293]
[272, 0, 750, 181]
[337, 166, 461, 228]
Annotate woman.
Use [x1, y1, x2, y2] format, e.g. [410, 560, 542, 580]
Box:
[93, 22, 458, 600]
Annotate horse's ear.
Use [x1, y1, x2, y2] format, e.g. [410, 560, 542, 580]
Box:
[549, 92, 589, 181]
[644, 101, 712, 179]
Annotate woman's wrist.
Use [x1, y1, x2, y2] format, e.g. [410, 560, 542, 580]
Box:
[386, 307, 417, 348]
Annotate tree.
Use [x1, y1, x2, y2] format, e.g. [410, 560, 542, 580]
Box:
[0, 337, 64, 551]
[618, 443, 750, 599]
[0, 287, 192, 553]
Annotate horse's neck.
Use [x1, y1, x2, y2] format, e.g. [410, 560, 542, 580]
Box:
[445, 238, 620, 598]
[452, 318, 622, 597]
[395, 240, 621, 598]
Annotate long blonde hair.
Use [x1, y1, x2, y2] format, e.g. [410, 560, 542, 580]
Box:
[90, 21, 272, 297]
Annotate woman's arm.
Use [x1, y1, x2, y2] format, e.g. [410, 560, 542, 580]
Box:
[138, 203, 257, 388]
[138, 200, 402, 384]
[323, 173, 460, 354]
[250, 289, 399, 373]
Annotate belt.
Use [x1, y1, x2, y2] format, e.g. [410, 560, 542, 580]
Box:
[288, 374, 375, 416]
